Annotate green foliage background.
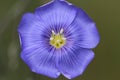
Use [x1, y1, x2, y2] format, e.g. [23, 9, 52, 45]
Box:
[0, 0, 120, 80]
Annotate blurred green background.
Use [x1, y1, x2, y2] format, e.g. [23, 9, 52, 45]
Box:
[0, 0, 120, 80]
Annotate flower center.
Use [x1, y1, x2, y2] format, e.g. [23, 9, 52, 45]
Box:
[50, 29, 66, 49]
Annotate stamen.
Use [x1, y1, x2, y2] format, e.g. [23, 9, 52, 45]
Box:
[62, 37, 66, 40]
[60, 28, 64, 34]
[52, 30, 56, 35]
[50, 37, 54, 40]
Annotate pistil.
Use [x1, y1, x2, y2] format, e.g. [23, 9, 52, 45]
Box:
[50, 29, 66, 49]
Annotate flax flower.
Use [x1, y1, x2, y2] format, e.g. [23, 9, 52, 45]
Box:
[18, 0, 100, 79]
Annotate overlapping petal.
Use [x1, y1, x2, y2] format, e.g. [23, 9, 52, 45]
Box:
[18, 13, 50, 50]
[57, 48, 94, 79]
[21, 45, 60, 78]
[35, 0, 77, 32]
[18, 13, 60, 78]
[68, 8, 100, 49]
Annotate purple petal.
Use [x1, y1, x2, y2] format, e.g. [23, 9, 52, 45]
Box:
[57, 48, 94, 79]
[18, 13, 49, 50]
[35, 0, 77, 31]
[18, 13, 44, 33]
[21, 46, 60, 78]
[68, 8, 100, 49]
[18, 13, 60, 78]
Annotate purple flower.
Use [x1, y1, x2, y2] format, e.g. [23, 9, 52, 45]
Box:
[18, 0, 100, 79]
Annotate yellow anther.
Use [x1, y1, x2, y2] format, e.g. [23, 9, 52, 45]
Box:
[50, 29, 66, 49]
